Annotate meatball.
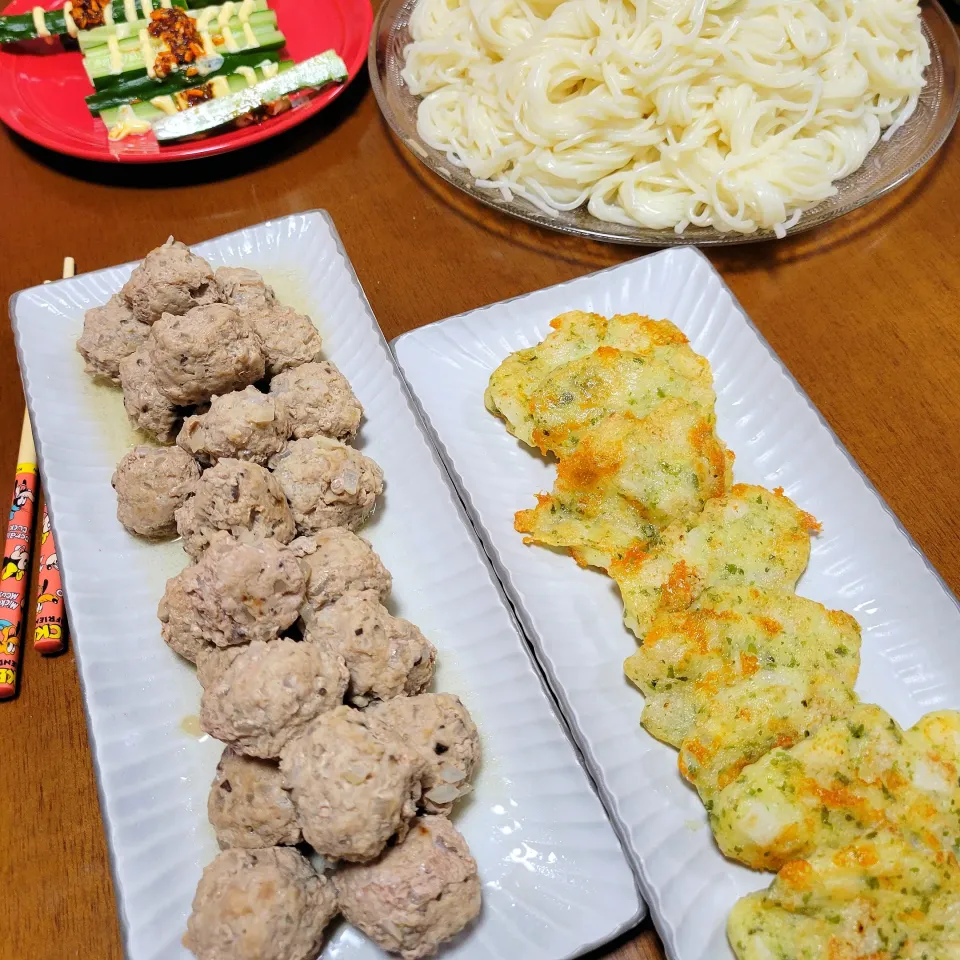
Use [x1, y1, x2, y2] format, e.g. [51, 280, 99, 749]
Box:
[184, 847, 336, 960]
[269, 361, 362, 442]
[158, 574, 209, 664]
[368, 694, 480, 816]
[246, 304, 323, 377]
[292, 529, 391, 623]
[334, 816, 481, 960]
[208, 747, 301, 850]
[280, 706, 425, 862]
[121, 238, 219, 326]
[158, 535, 306, 656]
[178, 386, 290, 467]
[76, 294, 150, 383]
[118, 345, 182, 443]
[175, 459, 296, 560]
[111, 444, 199, 539]
[200, 638, 348, 759]
[215, 266, 276, 315]
[149, 304, 265, 406]
[268, 437, 384, 535]
[306, 592, 436, 706]
[196, 643, 242, 688]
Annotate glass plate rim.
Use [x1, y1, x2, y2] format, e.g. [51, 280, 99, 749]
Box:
[368, 0, 960, 247]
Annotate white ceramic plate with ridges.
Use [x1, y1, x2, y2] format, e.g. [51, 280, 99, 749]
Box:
[391, 246, 960, 960]
[9, 211, 643, 960]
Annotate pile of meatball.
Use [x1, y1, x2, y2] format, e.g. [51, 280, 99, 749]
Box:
[76, 238, 483, 960]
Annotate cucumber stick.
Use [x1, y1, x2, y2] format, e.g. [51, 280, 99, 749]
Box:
[78, 0, 269, 51]
[85, 48, 280, 112]
[0, 0, 218, 45]
[84, 21, 283, 90]
[101, 58, 292, 127]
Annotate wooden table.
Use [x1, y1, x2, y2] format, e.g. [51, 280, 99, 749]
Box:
[1, 18, 959, 960]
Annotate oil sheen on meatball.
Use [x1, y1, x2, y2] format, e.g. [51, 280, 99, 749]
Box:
[215, 266, 276, 315]
[280, 706, 426, 862]
[158, 535, 305, 656]
[178, 386, 290, 466]
[268, 437, 384, 535]
[121, 238, 219, 326]
[269, 361, 362, 441]
[175, 459, 296, 560]
[292, 529, 391, 624]
[112, 444, 199, 539]
[208, 747, 301, 850]
[306, 591, 436, 706]
[184, 847, 337, 960]
[200, 638, 348, 759]
[118, 345, 182, 443]
[76, 294, 150, 383]
[368, 694, 480, 815]
[245, 304, 323, 377]
[334, 816, 482, 960]
[150, 304, 265, 406]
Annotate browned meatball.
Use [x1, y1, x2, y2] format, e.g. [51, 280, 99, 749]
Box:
[268, 437, 384, 535]
[268, 361, 362, 441]
[177, 386, 290, 467]
[184, 847, 337, 960]
[112, 444, 199, 539]
[121, 238, 219, 326]
[199, 638, 348, 758]
[118, 345, 182, 444]
[245, 304, 323, 377]
[76, 294, 150, 383]
[158, 535, 305, 656]
[196, 644, 242, 688]
[175, 459, 296, 560]
[280, 706, 425, 862]
[306, 591, 436, 706]
[292, 529, 391, 624]
[149, 304, 265, 406]
[334, 816, 481, 960]
[208, 747, 301, 850]
[215, 266, 276, 315]
[368, 694, 480, 815]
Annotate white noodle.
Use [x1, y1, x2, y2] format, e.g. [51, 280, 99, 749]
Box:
[401, 0, 930, 235]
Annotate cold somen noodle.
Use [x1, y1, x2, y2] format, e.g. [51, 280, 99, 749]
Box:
[401, 0, 929, 236]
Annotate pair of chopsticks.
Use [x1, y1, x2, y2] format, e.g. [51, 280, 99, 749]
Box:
[0, 259, 73, 699]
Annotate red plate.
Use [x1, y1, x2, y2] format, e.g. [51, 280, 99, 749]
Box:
[0, 0, 371, 162]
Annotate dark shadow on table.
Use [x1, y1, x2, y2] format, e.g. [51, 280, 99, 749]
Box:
[3, 68, 370, 188]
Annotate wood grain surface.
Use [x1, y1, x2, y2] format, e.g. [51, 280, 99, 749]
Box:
[0, 8, 958, 960]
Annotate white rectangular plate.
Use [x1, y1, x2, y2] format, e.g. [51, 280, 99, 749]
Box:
[392, 246, 960, 960]
[10, 211, 642, 960]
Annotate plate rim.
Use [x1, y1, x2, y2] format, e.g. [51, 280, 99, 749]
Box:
[0, 0, 372, 163]
[9, 208, 647, 960]
[390, 243, 960, 958]
[368, 0, 960, 247]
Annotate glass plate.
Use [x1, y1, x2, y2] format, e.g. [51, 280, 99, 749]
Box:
[369, 0, 960, 246]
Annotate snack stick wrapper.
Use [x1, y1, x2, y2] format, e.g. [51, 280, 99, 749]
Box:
[34, 504, 65, 654]
[0, 461, 38, 697]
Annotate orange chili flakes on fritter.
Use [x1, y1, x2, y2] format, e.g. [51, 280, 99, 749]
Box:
[72, 0, 108, 30]
[148, 7, 204, 79]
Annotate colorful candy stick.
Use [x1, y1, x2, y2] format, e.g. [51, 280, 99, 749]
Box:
[0, 416, 39, 698]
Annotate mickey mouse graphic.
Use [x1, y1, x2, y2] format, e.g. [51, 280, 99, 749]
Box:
[8, 477, 34, 522]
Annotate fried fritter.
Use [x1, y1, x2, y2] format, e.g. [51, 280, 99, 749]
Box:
[711, 704, 960, 872]
[515, 400, 731, 570]
[624, 588, 861, 747]
[484, 312, 712, 455]
[728, 828, 960, 960]
[610, 484, 817, 639]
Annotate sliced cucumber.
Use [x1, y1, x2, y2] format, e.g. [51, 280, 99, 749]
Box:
[101, 58, 293, 128]
[85, 48, 281, 112]
[85, 23, 284, 90]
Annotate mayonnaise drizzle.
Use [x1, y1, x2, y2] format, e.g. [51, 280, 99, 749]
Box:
[139, 28, 155, 78]
[149, 94, 177, 114]
[241, 21, 256, 47]
[108, 103, 152, 140]
[103, 1, 115, 26]
[200, 29, 215, 56]
[107, 34, 123, 72]
[62, 2, 78, 37]
[259, 59, 278, 79]
[217, 1, 235, 27]
[31, 6, 50, 37]
[195, 6, 216, 30]
[139, 0, 151, 20]
[238, 0, 255, 21]
[123, 0, 137, 22]
[234, 64, 256, 85]
[220, 23, 238, 52]
[209, 75, 230, 97]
